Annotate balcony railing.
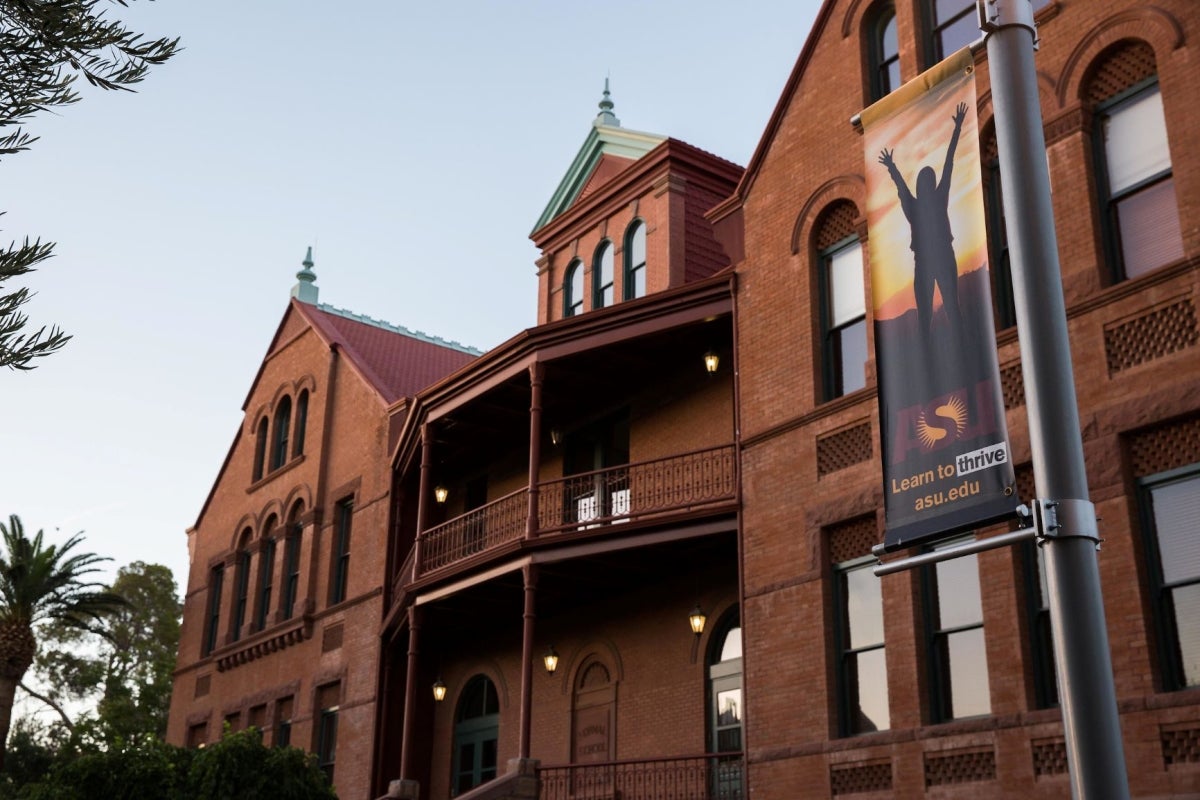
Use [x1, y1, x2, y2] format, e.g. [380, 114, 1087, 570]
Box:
[538, 754, 745, 800]
[415, 445, 736, 577]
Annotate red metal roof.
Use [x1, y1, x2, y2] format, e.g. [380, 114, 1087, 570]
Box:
[299, 302, 479, 405]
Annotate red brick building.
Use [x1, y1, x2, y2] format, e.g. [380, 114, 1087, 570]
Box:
[166, 252, 478, 799]
[171, 2, 1200, 798]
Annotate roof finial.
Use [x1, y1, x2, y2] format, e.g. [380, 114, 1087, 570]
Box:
[594, 77, 620, 128]
[291, 246, 319, 304]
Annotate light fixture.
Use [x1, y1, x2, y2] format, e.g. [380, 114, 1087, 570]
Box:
[543, 646, 560, 675]
[432, 677, 447, 702]
[434, 485, 449, 504]
[689, 605, 707, 636]
[704, 351, 720, 374]
[550, 427, 562, 446]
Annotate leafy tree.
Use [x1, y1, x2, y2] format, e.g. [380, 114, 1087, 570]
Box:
[0, 0, 178, 370]
[0, 516, 122, 771]
[31, 562, 180, 743]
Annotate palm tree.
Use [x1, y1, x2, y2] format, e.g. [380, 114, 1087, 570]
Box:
[0, 515, 122, 770]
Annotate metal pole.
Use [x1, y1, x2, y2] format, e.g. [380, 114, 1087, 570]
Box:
[981, 1, 1129, 796]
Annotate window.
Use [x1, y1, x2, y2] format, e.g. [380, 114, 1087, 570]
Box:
[623, 221, 646, 300]
[232, 531, 251, 643]
[271, 396, 292, 470]
[253, 417, 268, 482]
[1096, 80, 1183, 281]
[283, 526, 301, 619]
[256, 526, 277, 631]
[868, 4, 900, 101]
[836, 557, 890, 734]
[1022, 540, 1058, 707]
[564, 260, 584, 318]
[821, 236, 868, 400]
[315, 683, 340, 783]
[1140, 466, 1200, 690]
[224, 712, 241, 734]
[330, 498, 352, 605]
[187, 722, 207, 749]
[453, 675, 500, 795]
[593, 240, 615, 309]
[981, 125, 1017, 329]
[924, 536, 989, 721]
[708, 608, 745, 799]
[248, 704, 267, 741]
[204, 564, 224, 656]
[293, 390, 308, 458]
[927, 0, 1050, 65]
[275, 696, 294, 747]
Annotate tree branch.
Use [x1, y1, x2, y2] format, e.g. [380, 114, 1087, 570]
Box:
[18, 682, 74, 733]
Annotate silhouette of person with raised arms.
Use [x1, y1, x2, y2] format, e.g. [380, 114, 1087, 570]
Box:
[878, 101, 968, 345]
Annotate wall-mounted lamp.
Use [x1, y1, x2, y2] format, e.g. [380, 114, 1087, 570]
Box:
[688, 605, 707, 636]
[704, 351, 720, 375]
[550, 427, 562, 447]
[434, 485, 449, 504]
[432, 677, 447, 702]
[543, 646, 560, 675]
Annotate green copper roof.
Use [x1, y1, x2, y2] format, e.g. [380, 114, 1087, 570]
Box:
[531, 82, 665, 235]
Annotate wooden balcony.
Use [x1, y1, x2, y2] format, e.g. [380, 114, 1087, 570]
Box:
[538, 753, 745, 800]
[415, 444, 736, 578]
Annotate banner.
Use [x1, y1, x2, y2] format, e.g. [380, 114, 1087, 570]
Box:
[860, 49, 1017, 551]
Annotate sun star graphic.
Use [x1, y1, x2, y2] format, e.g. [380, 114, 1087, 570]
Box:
[916, 395, 968, 450]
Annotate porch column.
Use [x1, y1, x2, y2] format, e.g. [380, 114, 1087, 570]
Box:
[518, 563, 538, 759]
[414, 424, 432, 576]
[526, 362, 544, 539]
[398, 606, 422, 781]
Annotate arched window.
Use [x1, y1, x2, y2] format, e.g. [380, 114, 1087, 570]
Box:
[232, 529, 252, 643]
[282, 502, 303, 621]
[564, 260, 584, 318]
[816, 202, 867, 400]
[1086, 40, 1183, 282]
[868, 4, 899, 101]
[593, 241, 615, 309]
[708, 608, 744, 797]
[453, 675, 500, 794]
[203, 563, 224, 656]
[623, 222, 646, 300]
[271, 396, 292, 471]
[253, 417, 268, 482]
[293, 390, 308, 458]
[925, 0, 1049, 66]
[255, 515, 277, 631]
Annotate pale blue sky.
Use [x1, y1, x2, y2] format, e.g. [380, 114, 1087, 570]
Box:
[1, 1, 820, 592]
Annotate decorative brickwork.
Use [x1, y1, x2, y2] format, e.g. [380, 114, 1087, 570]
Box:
[1032, 738, 1068, 778]
[1085, 40, 1157, 105]
[828, 515, 878, 563]
[1128, 415, 1200, 477]
[1001, 360, 1026, 410]
[830, 761, 892, 795]
[924, 748, 997, 787]
[1104, 298, 1199, 375]
[1161, 723, 1200, 768]
[814, 201, 859, 250]
[194, 674, 210, 698]
[817, 421, 872, 477]
[322, 622, 344, 653]
[1014, 464, 1036, 506]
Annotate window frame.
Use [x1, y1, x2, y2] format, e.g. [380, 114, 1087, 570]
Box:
[232, 541, 251, 643]
[270, 396, 292, 471]
[867, 3, 900, 102]
[204, 564, 224, 656]
[275, 696, 294, 748]
[1138, 463, 1200, 691]
[293, 390, 308, 458]
[623, 221, 646, 301]
[253, 417, 269, 482]
[834, 555, 890, 736]
[330, 498, 353, 605]
[982, 127, 1017, 330]
[1021, 539, 1058, 708]
[563, 260, 584, 318]
[452, 675, 501, 795]
[922, 534, 990, 723]
[592, 240, 615, 310]
[819, 234, 868, 401]
[255, 534, 277, 631]
[316, 704, 338, 782]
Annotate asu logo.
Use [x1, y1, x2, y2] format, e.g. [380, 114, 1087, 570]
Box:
[916, 395, 968, 449]
[891, 380, 1000, 464]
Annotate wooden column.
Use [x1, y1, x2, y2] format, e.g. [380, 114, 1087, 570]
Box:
[518, 564, 538, 759]
[398, 606, 422, 780]
[414, 424, 432, 576]
[526, 362, 544, 539]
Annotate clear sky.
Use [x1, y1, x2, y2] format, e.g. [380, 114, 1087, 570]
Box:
[0, 1, 820, 594]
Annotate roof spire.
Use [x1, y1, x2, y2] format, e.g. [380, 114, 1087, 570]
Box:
[594, 77, 620, 128]
[291, 246, 319, 304]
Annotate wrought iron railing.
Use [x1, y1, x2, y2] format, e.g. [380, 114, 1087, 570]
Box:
[414, 445, 736, 577]
[538, 754, 745, 800]
[420, 488, 527, 572]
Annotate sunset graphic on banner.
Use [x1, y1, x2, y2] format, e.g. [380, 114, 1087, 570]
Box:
[860, 48, 1018, 551]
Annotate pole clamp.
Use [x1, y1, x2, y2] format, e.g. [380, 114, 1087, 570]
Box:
[1030, 497, 1101, 547]
[977, 0, 1039, 48]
